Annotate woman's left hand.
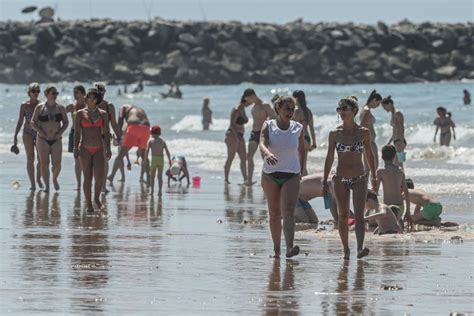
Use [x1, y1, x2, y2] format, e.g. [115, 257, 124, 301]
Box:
[105, 150, 112, 160]
[309, 143, 317, 151]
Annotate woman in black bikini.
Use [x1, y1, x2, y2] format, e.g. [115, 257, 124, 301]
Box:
[323, 96, 376, 260]
[74, 89, 111, 212]
[224, 89, 252, 184]
[260, 96, 304, 258]
[292, 90, 316, 176]
[433, 106, 456, 146]
[30, 85, 69, 192]
[13, 82, 43, 190]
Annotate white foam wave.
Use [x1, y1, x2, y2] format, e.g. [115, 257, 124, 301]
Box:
[170, 115, 231, 132]
[409, 146, 474, 165]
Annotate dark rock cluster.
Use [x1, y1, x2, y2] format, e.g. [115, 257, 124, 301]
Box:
[0, 18, 472, 84]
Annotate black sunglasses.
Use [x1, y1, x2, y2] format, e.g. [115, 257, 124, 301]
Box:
[51, 91, 59, 95]
[336, 105, 350, 112]
[31, 89, 40, 93]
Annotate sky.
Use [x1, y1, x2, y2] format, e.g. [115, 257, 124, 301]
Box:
[0, 0, 472, 24]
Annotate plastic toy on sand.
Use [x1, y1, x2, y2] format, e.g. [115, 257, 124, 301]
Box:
[192, 176, 201, 188]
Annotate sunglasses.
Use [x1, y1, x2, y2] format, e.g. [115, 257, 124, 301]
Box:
[31, 89, 40, 93]
[51, 91, 59, 95]
[336, 105, 351, 112]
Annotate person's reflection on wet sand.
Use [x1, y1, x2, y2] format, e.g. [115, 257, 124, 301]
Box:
[20, 192, 61, 285]
[149, 195, 163, 227]
[263, 259, 299, 315]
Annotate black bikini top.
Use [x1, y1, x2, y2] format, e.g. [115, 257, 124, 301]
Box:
[38, 105, 62, 122]
[236, 112, 247, 125]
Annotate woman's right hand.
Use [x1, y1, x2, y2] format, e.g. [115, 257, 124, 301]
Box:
[322, 179, 329, 197]
[73, 147, 80, 159]
[264, 152, 278, 165]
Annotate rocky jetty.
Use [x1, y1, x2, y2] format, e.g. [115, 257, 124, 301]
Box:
[0, 18, 472, 84]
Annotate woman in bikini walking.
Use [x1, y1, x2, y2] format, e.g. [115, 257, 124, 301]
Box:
[74, 88, 111, 212]
[30, 85, 69, 192]
[13, 82, 43, 190]
[323, 96, 376, 260]
[260, 96, 305, 258]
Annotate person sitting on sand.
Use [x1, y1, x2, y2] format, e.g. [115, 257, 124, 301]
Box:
[146, 125, 171, 196]
[375, 145, 412, 228]
[433, 106, 456, 147]
[405, 180, 444, 227]
[323, 96, 376, 260]
[296, 173, 338, 225]
[166, 156, 190, 186]
[108, 104, 151, 183]
[260, 96, 304, 258]
[364, 190, 402, 235]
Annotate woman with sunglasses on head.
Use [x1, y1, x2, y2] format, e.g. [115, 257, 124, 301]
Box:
[223, 88, 252, 184]
[323, 96, 376, 260]
[65, 85, 86, 190]
[260, 96, 305, 258]
[30, 85, 69, 192]
[381, 96, 406, 168]
[12, 82, 43, 190]
[74, 89, 111, 212]
[360, 89, 382, 176]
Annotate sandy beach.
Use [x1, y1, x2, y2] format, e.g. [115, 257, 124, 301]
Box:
[1, 150, 473, 314]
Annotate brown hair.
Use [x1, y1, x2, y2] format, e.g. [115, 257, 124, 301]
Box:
[27, 82, 40, 94]
[338, 96, 359, 115]
[382, 95, 393, 106]
[86, 88, 103, 104]
[44, 85, 57, 95]
[273, 96, 296, 115]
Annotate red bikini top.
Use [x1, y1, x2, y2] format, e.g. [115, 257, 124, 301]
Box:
[81, 113, 104, 128]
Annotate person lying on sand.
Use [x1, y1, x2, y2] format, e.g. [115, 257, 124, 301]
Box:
[364, 190, 402, 235]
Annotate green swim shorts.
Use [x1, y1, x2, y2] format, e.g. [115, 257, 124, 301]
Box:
[151, 155, 164, 170]
[421, 202, 443, 220]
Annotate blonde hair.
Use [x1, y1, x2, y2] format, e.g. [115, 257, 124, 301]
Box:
[273, 96, 296, 115]
[27, 82, 40, 94]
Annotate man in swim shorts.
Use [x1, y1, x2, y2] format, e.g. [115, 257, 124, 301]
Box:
[108, 104, 151, 183]
[406, 180, 443, 226]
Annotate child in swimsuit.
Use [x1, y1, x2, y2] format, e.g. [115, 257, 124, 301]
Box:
[166, 156, 190, 187]
[406, 180, 444, 227]
[146, 125, 171, 196]
[364, 190, 402, 235]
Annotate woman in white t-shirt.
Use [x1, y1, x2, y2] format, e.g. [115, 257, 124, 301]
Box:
[259, 96, 305, 258]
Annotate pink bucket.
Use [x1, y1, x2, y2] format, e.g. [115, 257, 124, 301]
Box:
[192, 176, 201, 188]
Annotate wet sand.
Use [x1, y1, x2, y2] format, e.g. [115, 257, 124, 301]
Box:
[1, 153, 473, 314]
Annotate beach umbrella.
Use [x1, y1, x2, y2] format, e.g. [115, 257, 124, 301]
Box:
[21, 6, 37, 14]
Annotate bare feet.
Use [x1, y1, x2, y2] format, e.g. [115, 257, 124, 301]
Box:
[86, 205, 94, 213]
[118, 178, 125, 182]
[43, 186, 50, 193]
[30, 186, 36, 191]
[343, 248, 350, 260]
[95, 199, 106, 210]
[225, 179, 230, 184]
[286, 245, 300, 258]
[37, 180, 44, 189]
[357, 248, 369, 259]
[107, 175, 114, 183]
[53, 180, 60, 191]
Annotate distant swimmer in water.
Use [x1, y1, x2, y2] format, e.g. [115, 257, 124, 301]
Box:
[224, 89, 252, 184]
[297, 173, 338, 225]
[30, 85, 69, 192]
[146, 125, 172, 196]
[364, 190, 402, 235]
[292, 90, 316, 176]
[260, 96, 304, 258]
[382, 96, 406, 169]
[65, 85, 86, 190]
[323, 96, 376, 259]
[247, 90, 275, 186]
[433, 106, 456, 146]
[360, 89, 382, 177]
[12, 82, 43, 190]
[108, 104, 151, 183]
[463, 89, 471, 105]
[74, 88, 111, 212]
[201, 97, 213, 130]
[375, 145, 412, 229]
[166, 156, 190, 186]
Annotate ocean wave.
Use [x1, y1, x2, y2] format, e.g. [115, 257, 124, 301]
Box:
[409, 146, 474, 165]
[170, 115, 236, 132]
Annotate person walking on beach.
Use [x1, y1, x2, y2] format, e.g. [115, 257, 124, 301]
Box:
[463, 89, 471, 105]
[95, 83, 120, 192]
[146, 125, 171, 196]
[202, 97, 213, 130]
[65, 85, 86, 190]
[224, 89, 252, 184]
[433, 106, 456, 146]
[73, 88, 111, 212]
[322, 96, 376, 259]
[360, 89, 382, 176]
[382, 96, 406, 168]
[12, 82, 43, 190]
[292, 90, 316, 176]
[260, 96, 304, 258]
[30, 85, 69, 192]
[108, 104, 151, 183]
[247, 91, 275, 185]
